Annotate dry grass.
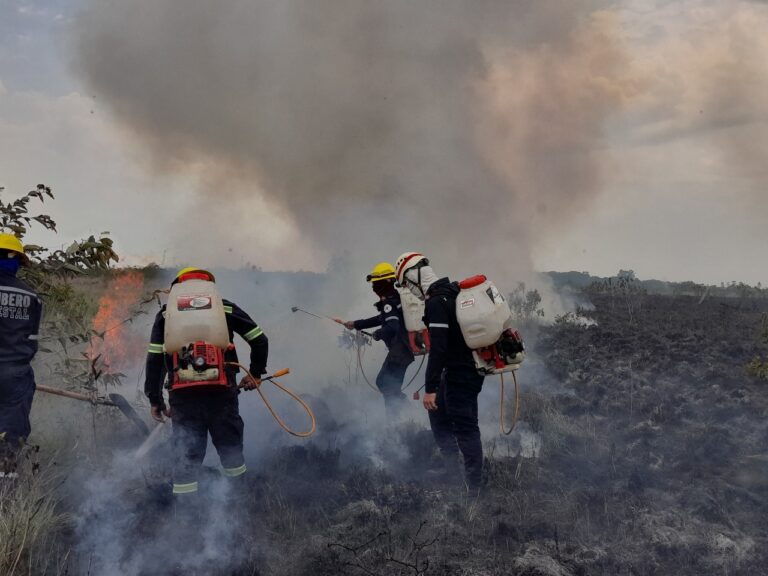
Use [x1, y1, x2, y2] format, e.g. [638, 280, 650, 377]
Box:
[0, 446, 70, 576]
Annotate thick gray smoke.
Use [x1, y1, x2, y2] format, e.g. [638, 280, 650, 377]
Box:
[72, 0, 629, 280]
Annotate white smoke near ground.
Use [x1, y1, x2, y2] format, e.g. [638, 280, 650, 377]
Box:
[53, 269, 430, 575]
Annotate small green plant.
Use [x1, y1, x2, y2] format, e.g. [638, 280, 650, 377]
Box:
[1, 185, 125, 388]
[508, 282, 545, 324]
[584, 270, 645, 324]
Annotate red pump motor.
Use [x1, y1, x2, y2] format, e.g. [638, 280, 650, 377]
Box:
[171, 341, 229, 390]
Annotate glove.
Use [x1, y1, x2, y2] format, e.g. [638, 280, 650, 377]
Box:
[240, 374, 262, 390]
[372, 329, 383, 341]
[150, 404, 171, 423]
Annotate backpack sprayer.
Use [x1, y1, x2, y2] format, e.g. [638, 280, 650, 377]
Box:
[410, 275, 526, 435]
[162, 280, 316, 438]
[396, 288, 430, 356]
[456, 275, 526, 435]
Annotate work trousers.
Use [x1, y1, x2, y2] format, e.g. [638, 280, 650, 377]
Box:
[428, 369, 485, 488]
[376, 355, 411, 422]
[169, 387, 246, 496]
[0, 362, 35, 449]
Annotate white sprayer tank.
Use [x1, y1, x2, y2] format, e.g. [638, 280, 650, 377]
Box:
[397, 287, 427, 333]
[164, 279, 230, 354]
[456, 275, 511, 349]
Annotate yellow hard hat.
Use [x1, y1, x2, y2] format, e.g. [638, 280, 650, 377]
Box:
[173, 267, 215, 284]
[366, 262, 396, 283]
[0, 233, 29, 265]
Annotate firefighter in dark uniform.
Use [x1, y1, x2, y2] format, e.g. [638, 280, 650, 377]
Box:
[144, 267, 268, 499]
[396, 252, 485, 490]
[337, 262, 414, 421]
[0, 234, 42, 469]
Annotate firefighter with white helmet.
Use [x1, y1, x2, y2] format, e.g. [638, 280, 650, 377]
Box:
[396, 252, 486, 490]
[336, 262, 414, 421]
[0, 233, 42, 474]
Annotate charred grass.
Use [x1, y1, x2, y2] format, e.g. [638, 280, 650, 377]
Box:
[14, 292, 768, 575]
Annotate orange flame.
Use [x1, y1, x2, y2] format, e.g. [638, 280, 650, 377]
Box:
[89, 271, 146, 373]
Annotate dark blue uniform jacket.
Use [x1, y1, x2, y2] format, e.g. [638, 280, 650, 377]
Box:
[0, 270, 42, 364]
[353, 292, 414, 365]
[423, 278, 482, 394]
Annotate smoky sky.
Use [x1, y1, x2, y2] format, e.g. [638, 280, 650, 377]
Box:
[72, 0, 629, 278]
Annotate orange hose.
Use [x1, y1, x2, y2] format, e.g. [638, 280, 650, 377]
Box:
[226, 362, 316, 438]
[499, 370, 520, 436]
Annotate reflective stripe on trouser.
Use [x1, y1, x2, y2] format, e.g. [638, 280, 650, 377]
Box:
[222, 463, 247, 477]
[172, 481, 199, 495]
[170, 388, 245, 490]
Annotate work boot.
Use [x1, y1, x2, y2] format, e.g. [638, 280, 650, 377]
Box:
[424, 455, 461, 484]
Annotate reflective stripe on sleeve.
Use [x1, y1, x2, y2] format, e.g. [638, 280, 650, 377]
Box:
[222, 464, 247, 477]
[243, 327, 263, 341]
[224, 305, 233, 314]
[429, 323, 449, 329]
[385, 316, 398, 322]
[28, 334, 39, 341]
[148, 343, 165, 354]
[172, 481, 199, 495]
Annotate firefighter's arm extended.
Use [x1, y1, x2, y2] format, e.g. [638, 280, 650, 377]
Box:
[423, 297, 450, 411]
[144, 309, 170, 420]
[227, 301, 269, 380]
[351, 314, 383, 332]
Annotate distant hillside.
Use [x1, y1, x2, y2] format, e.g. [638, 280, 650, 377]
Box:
[544, 270, 767, 299]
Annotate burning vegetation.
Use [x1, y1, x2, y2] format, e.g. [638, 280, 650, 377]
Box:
[88, 270, 147, 376]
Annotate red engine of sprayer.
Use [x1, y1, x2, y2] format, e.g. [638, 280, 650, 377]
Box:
[171, 341, 229, 390]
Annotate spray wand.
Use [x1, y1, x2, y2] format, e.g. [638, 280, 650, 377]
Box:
[291, 306, 375, 337]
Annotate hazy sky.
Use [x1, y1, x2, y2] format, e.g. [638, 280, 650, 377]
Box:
[1, 0, 767, 285]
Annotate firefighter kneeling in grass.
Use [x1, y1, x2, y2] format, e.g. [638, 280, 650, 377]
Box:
[144, 267, 267, 504]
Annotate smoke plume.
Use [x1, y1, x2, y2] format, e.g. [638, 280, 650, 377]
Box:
[72, 0, 631, 279]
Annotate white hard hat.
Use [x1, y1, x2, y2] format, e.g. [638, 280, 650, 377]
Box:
[395, 252, 427, 284]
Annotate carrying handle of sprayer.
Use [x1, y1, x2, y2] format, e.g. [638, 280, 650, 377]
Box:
[227, 363, 317, 438]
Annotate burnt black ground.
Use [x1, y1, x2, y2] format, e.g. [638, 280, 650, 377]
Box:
[67, 291, 768, 576]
